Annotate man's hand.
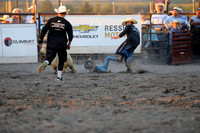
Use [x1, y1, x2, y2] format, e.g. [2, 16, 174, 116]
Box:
[67, 41, 72, 50]
[38, 44, 42, 48]
[111, 36, 120, 39]
[66, 45, 71, 50]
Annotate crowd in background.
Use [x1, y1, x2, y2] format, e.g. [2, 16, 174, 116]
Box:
[0, 2, 200, 65]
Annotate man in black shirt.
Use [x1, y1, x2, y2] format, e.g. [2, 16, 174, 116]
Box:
[112, 18, 140, 72]
[37, 6, 73, 81]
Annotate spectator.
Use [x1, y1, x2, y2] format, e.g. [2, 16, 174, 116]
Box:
[190, 8, 200, 56]
[11, 8, 25, 23]
[142, 25, 159, 54]
[164, 7, 189, 30]
[166, 19, 182, 65]
[174, 7, 188, 21]
[151, 3, 168, 32]
[155, 0, 170, 13]
[0, 15, 12, 23]
[25, 5, 44, 31]
[37, 6, 73, 81]
[112, 18, 140, 72]
[190, 8, 200, 28]
[141, 11, 150, 24]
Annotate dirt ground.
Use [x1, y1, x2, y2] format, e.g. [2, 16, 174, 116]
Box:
[0, 60, 200, 133]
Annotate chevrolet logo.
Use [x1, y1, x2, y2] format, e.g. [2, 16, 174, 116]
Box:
[73, 25, 98, 33]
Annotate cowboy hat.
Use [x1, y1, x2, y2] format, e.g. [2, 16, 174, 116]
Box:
[173, 7, 183, 13]
[28, 5, 33, 10]
[0, 15, 12, 22]
[170, 19, 181, 26]
[155, 3, 165, 12]
[54, 6, 70, 13]
[12, 8, 23, 13]
[122, 18, 137, 26]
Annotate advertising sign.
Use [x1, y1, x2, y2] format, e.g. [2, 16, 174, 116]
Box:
[65, 15, 142, 54]
[0, 24, 38, 63]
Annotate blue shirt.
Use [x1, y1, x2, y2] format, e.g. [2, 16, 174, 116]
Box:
[169, 28, 181, 46]
[25, 15, 44, 30]
[179, 15, 188, 21]
[143, 28, 159, 48]
[190, 16, 200, 28]
[151, 14, 168, 28]
[164, 16, 188, 30]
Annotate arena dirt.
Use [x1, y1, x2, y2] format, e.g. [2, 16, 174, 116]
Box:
[0, 61, 200, 133]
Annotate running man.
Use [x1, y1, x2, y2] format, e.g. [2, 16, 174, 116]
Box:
[37, 6, 73, 81]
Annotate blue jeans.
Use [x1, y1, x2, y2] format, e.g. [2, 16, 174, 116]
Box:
[97, 56, 118, 72]
[166, 45, 172, 65]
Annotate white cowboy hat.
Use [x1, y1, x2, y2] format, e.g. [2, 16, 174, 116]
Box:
[28, 5, 33, 10]
[54, 6, 70, 13]
[155, 3, 165, 12]
[12, 8, 23, 13]
[122, 18, 137, 26]
[173, 7, 183, 13]
[170, 19, 181, 26]
[0, 15, 12, 22]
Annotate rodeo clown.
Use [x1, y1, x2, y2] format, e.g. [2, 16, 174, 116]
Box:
[111, 17, 140, 72]
[37, 5, 73, 81]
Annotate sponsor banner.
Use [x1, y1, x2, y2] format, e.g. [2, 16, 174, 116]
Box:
[65, 15, 142, 53]
[0, 24, 38, 63]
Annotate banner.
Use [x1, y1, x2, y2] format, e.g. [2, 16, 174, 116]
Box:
[65, 15, 142, 54]
[0, 24, 38, 63]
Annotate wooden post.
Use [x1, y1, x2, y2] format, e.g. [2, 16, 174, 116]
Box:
[26, 0, 30, 12]
[150, 2, 152, 13]
[199, 0, 200, 8]
[15, 0, 18, 8]
[152, 0, 154, 13]
[193, 0, 195, 13]
[112, 2, 115, 14]
[32, 0, 37, 23]
[58, 0, 60, 7]
[8, 0, 12, 12]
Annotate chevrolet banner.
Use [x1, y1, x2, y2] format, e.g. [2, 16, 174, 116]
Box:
[65, 15, 142, 54]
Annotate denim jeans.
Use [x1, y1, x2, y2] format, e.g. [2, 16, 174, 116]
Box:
[166, 45, 172, 65]
[97, 56, 118, 72]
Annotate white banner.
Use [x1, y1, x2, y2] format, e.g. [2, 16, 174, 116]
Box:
[0, 24, 38, 63]
[65, 15, 142, 54]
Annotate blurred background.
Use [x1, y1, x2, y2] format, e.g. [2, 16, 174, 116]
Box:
[0, 0, 200, 14]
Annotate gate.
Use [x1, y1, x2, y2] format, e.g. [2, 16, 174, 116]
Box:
[171, 30, 191, 64]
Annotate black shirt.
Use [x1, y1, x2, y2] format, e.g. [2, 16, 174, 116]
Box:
[119, 24, 140, 47]
[39, 16, 73, 48]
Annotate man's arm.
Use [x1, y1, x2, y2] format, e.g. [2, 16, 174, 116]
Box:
[38, 19, 50, 45]
[163, 16, 171, 30]
[90, 61, 97, 72]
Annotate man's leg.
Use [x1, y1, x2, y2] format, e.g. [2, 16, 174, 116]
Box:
[37, 47, 56, 74]
[97, 56, 119, 72]
[57, 49, 67, 81]
[124, 46, 136, 73]
[125, 57, 133, 72]
[153, 41, 160, 54]
[166, 45, 172, 65]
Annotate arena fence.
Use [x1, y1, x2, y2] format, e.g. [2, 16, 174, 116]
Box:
[0, 12, 199, 64]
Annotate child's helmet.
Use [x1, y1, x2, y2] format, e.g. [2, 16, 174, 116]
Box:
[84, 60, 94, 70]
